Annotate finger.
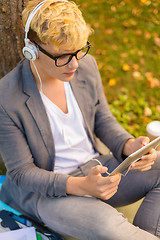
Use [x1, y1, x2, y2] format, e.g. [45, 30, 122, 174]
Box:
[140, 166, 152, 172]
[137, 136, 150, 147]
[141, 149, 157, 160]
[91, 165, 108, 176]
[101, 187, 119, 200]
[98, 173, 121, 186]
[131, 160, 155, 170]
[131, 160, 153, 168]
[99, 180, 120, 193]
[141, 136, 150, 146]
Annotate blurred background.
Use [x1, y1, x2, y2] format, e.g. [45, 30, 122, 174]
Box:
[74, 0, 160, 137]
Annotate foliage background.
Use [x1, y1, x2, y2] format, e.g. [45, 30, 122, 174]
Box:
[74, 0, 160, 137]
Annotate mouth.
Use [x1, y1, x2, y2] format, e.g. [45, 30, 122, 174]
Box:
[64, 71, 75, 77]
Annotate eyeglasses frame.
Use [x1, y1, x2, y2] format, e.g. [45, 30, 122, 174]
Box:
[34, 41, 91, 67]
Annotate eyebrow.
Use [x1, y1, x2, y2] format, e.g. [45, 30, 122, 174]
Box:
[34, 41, 78, 57]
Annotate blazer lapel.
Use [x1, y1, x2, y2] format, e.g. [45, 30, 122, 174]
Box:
[70, 71, 95, 145]
[22, 60, 55, 164]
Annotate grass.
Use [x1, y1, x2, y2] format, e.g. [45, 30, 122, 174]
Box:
[74, 0, 160, 137]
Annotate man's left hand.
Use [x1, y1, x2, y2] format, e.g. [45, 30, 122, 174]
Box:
[123, 136, 157, 172]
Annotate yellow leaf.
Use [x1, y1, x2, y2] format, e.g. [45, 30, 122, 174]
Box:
[108, 78, 116, 87]
[1, 7, 6, 13]
[140, 0, 151, 5]
[122, 63, 131, 71]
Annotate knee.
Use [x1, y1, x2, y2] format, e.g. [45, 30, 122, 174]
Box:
[90, 211, 127, 240]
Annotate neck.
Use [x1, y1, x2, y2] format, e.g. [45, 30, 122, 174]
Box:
[30, 61, 63, 93]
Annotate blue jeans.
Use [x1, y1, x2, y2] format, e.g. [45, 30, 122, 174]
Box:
[37, 153, 160, 240]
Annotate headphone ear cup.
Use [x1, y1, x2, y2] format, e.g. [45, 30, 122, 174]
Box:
[23, 44, 38, 61]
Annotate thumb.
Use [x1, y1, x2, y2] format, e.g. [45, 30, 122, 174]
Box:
[141, 136, 150, 146]
[91, 165, 108, 175]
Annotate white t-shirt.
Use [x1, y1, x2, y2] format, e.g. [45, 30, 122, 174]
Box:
[40, 82, 99, 174]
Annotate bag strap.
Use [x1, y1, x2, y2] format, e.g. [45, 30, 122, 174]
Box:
[0, 210, 20, 230]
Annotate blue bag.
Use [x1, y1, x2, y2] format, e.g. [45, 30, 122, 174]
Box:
[0, 176, 64, 240]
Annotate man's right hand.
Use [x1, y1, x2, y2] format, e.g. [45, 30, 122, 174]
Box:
[66, 165, 121, 200]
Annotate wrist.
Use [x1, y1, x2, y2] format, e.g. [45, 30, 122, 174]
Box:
[66, 176, 88, 196]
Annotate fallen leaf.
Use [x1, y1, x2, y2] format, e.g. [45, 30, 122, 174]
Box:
[133, 64, 139, 70]
[156, 105, 160, 113]
[140, 0, 151, 5]
[1, 7, 6, 13]
[132, 71, 143, 80]
[105, 28, 114, 35]
[144, 107, 152, 116]
[108, 78, 116, 87]
[148, 78, 160, 88]
[112, 44, 118, 50]
[134, 29, 143, 36]
[120, 53, 128, 58]
[111, 6, 117, 12]
[122, 63, 131, 71]
[154, 37, 160, 47]
[142, 117, 148, 124]
[144, 32, 151, 39]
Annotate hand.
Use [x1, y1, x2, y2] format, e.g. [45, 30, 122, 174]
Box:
[130, 148, 157, 171]
[66, 165, 121, 200]
[123, 136, 157, 172]
[83, 165, 121, 200]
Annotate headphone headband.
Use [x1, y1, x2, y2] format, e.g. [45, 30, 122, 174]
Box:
[24, 0, 69, 43]
[24, 0, 48, 41]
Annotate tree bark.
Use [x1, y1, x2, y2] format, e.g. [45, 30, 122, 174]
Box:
[0, 0, 28, 173]
[0, 0, 28, 78]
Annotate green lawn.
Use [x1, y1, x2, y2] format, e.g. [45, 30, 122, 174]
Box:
[74, 0, 160, 137]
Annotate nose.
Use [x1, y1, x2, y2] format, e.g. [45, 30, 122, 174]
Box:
[67, 56, 79, 69]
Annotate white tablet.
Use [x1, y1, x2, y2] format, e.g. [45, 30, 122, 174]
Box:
[110, 136, 160, 175]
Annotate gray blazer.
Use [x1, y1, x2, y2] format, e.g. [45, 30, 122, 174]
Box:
[0, 54, 132, 220]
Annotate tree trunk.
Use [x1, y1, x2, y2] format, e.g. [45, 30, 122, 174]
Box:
[0, 0, 28, 173]
[0, 0, 28, 78]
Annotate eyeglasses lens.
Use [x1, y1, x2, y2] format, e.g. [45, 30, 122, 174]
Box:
[56, 45, 89, 67]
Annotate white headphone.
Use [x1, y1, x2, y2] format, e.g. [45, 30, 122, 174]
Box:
[22, 0, 68, 61]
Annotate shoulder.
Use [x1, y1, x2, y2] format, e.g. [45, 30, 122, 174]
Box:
[78, 54, 98, 71]
[77, 54, 100, 80]
[0, 59, 28, 104]
[76, 54, 102, 87]
[0, 59, 25, 87]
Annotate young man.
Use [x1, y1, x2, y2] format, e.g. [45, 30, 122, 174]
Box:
[0, 0, 159, 239]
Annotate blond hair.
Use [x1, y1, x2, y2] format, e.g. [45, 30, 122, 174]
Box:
[22, 0, 93, 51]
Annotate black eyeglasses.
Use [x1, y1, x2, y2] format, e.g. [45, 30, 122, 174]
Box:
[34, 41, 91, 67]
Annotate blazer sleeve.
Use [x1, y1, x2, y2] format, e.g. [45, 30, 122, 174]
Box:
[0, 104, 69, 197]
[90, 57, 134, 162]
